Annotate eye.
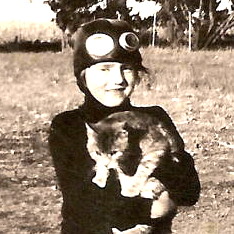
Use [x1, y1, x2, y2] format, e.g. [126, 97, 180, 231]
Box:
[100, 67, 110, 72]
[121, 65, 134, 72]
[123, 68, 133, 74]
[110, 150, 118, 155]
[121, 66, 135, 78]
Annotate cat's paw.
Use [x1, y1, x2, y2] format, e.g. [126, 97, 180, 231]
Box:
[92, 176, 107, 188]
[92, 168, 109, 188]
[121, 187, 140, 197]
[119, 177, 141, 197]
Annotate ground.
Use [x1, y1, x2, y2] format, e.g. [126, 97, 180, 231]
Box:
[0, 49, 233, 233]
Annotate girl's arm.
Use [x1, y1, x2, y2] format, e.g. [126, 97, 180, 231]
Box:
[146, 106, 201, 206]
[155, 150, 200, 206]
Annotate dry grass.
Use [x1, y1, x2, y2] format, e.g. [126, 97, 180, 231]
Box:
[0, 48, 233, 233]
[140, 47, 234, 93]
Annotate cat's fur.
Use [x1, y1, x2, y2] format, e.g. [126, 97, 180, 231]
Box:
[86, 110, 177, 224]
[86, 110, 179, 197]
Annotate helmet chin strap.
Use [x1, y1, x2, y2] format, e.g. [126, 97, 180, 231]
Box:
[76, 70, 88, 94]
[80, 94, 132, 123]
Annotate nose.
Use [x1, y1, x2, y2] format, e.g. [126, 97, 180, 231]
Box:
[111, 64, 126, 86]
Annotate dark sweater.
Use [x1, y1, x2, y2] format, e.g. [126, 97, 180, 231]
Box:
[49, 98, 200, 234]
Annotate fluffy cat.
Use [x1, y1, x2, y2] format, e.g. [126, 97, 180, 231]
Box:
[86, 110, 178, 223]
[86, 110, 179, 198]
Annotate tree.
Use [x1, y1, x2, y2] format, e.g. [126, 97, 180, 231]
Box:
[191, 0, 234, 49]
[46, 0, 130, 33]
[46, 0, 234, 49]
[151, 0, 234, 49]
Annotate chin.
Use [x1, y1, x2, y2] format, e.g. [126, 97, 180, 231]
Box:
[95, 92, 129, 107]
[102, 100, 124, 107]
[100, 97, 125, 107]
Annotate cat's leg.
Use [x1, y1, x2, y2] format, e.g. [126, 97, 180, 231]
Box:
[92, 164, 110, 188]
[117, 151, 164, 197]
[108, 151, 124, 169]
[116, 170, 138, 197]
[90, 152, 111, 188]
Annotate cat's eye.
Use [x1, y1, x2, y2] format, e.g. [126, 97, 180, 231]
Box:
[110, 150, 118, 155]
[117, 130, 128, 138]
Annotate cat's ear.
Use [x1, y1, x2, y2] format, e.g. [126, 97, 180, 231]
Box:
[123, 122, 129, 131]
[85, 123, 99, 154]
[85, 123, 98, 137]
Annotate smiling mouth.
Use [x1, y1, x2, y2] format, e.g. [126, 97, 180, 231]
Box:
[106, 87, 126, 91]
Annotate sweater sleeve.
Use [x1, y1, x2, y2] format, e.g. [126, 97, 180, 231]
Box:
[48, 110, 92, 200]
[155, 151, 200, 206]
[148, 106, 201, 206]
[48, 110, 156, 232]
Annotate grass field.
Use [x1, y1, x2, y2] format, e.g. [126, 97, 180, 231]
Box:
[0, 48, 233, 233]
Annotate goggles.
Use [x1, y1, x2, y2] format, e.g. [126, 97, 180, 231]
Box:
[85, 32, 140, 59]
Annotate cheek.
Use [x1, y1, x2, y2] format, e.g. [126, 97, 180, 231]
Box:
[86, 73, 106, 91]
[124, 73, 136, 87]
[86, 79, 103, 91]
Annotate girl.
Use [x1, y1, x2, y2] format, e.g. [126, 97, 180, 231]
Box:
[49, 18, 200, 234]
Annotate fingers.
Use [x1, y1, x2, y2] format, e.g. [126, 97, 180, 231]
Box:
[150, 191, 177, 219]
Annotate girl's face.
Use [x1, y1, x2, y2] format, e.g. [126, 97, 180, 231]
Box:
[85, 62, 138, 107]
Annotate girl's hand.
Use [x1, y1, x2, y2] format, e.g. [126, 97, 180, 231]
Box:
[112, 224, 152, 233]
[140, 177, 165, 199]
[150, 191, 176, 219]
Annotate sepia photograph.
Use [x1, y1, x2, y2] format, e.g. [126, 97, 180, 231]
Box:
[0, 0, 233, 233]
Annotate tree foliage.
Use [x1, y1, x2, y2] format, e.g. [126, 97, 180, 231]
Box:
[46, 1, 129, 32]
[155, 0, 234, 49]
[190, 0, 234, 49]
[46, 0, 234, 49]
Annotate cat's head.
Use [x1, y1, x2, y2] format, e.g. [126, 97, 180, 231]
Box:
[86, 111, 150, 154]
[86, 121, 128, 154]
